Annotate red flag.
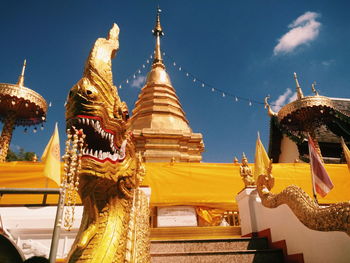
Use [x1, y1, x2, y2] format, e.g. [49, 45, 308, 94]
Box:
[308, 134, 334, 197]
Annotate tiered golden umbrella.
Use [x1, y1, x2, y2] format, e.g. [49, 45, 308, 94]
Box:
[266, 73, 350, 158]
[0, 60, 47, 162]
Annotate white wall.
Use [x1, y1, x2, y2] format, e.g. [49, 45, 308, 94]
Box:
[278, 135, 300, 163]
[0, 206, 82, 259]
[236, 188, 350, 263]
[0, 187, 151, 260]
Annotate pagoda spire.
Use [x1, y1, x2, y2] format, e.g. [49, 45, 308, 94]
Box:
[152, 7, 164, 66]
[17, 59, 26, 87]
[294, 72, 304, 100]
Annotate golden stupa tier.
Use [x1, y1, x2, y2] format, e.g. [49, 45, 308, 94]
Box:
[131, 66, 191, 132]
[130, 62, 205, 162]
[0, 83, 47, 125]
[129, 8, 204, 162]
[132, 128, 204, 162]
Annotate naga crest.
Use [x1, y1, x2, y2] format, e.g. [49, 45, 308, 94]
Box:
[65, 24, 149, 263]
[65, 24, 143, 197]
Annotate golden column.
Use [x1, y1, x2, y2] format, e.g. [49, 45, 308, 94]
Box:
[0, 60, 47, 162]
[0, 112, 17, 161]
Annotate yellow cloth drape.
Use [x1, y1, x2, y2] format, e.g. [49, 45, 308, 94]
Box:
[142, 163, 243, 210]
[0, 162, 64, 204]
[196, 207, 226, 226]
[0, 162, 350, 209]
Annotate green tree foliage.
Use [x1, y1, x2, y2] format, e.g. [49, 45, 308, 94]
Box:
[6, 148, 36, 162]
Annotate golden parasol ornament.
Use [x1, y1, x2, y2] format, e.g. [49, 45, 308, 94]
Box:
[265, 73, 350, 158]
[0, 60, 47, 162]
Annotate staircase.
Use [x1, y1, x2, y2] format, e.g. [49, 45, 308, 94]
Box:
[150, 226, 284, 263]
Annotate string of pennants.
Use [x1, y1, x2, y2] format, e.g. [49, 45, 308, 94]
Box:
[116, 51, 283, 108]
[36, 51, 282, 135]
[50, 51, 279, 108]
[116, 53, 154, 89]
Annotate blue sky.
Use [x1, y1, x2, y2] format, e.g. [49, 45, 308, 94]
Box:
[1, 0, 349, 163]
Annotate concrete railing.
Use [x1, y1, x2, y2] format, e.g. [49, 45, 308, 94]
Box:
[236, 188, 350, 263]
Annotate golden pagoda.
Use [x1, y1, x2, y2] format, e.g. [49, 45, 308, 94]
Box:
[129, 8, 204, 162]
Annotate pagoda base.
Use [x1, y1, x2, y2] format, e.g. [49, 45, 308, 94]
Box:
[133, 128, 204, 162]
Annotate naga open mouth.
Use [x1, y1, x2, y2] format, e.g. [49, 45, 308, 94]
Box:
[67, 115, 126, 163]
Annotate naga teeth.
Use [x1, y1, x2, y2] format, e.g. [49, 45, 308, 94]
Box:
[82, 148, 125, 162]
[76, 117, 122, 160]
[111, 153, 119, 161]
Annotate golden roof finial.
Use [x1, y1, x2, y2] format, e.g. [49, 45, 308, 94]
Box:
[17, 59, 26, 87]
[242, 152, 248, 162]
[311, 81, 319, 96]
[152, 6, 164, 65]
[264, 95, 277, 116]
[294, 72, 304, 100]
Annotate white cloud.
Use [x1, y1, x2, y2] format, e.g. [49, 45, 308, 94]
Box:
[130, 75, 146, 89]
[271, 88, 297, 111]
[274, 11, 321, 55]
[288, 92, 298, 103]
[321, 59, 335, 67]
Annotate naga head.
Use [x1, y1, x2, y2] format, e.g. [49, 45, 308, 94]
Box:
[65, 24, 144, 199]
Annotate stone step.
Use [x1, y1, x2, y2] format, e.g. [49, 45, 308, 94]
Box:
[151, 249, 284, 263]
[150, 227, 284, 262]
[151, 226, 242, 240]
[151, 237, 269, 253]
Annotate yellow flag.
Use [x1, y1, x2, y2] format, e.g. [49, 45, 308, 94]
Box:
[254, 132, 270, 180]
[341, 137, 350, 173]
[41, 123, 61, 186]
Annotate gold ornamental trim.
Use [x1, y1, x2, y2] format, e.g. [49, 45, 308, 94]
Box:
[257, 168, 350, 236]
[0, 83, 47, 112]
[278, 96, 334, 122]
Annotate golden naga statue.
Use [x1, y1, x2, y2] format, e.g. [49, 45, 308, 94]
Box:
[239, 153, 255, 187]
[257, 163, 350, 236]
[65, 24, 150, 262]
